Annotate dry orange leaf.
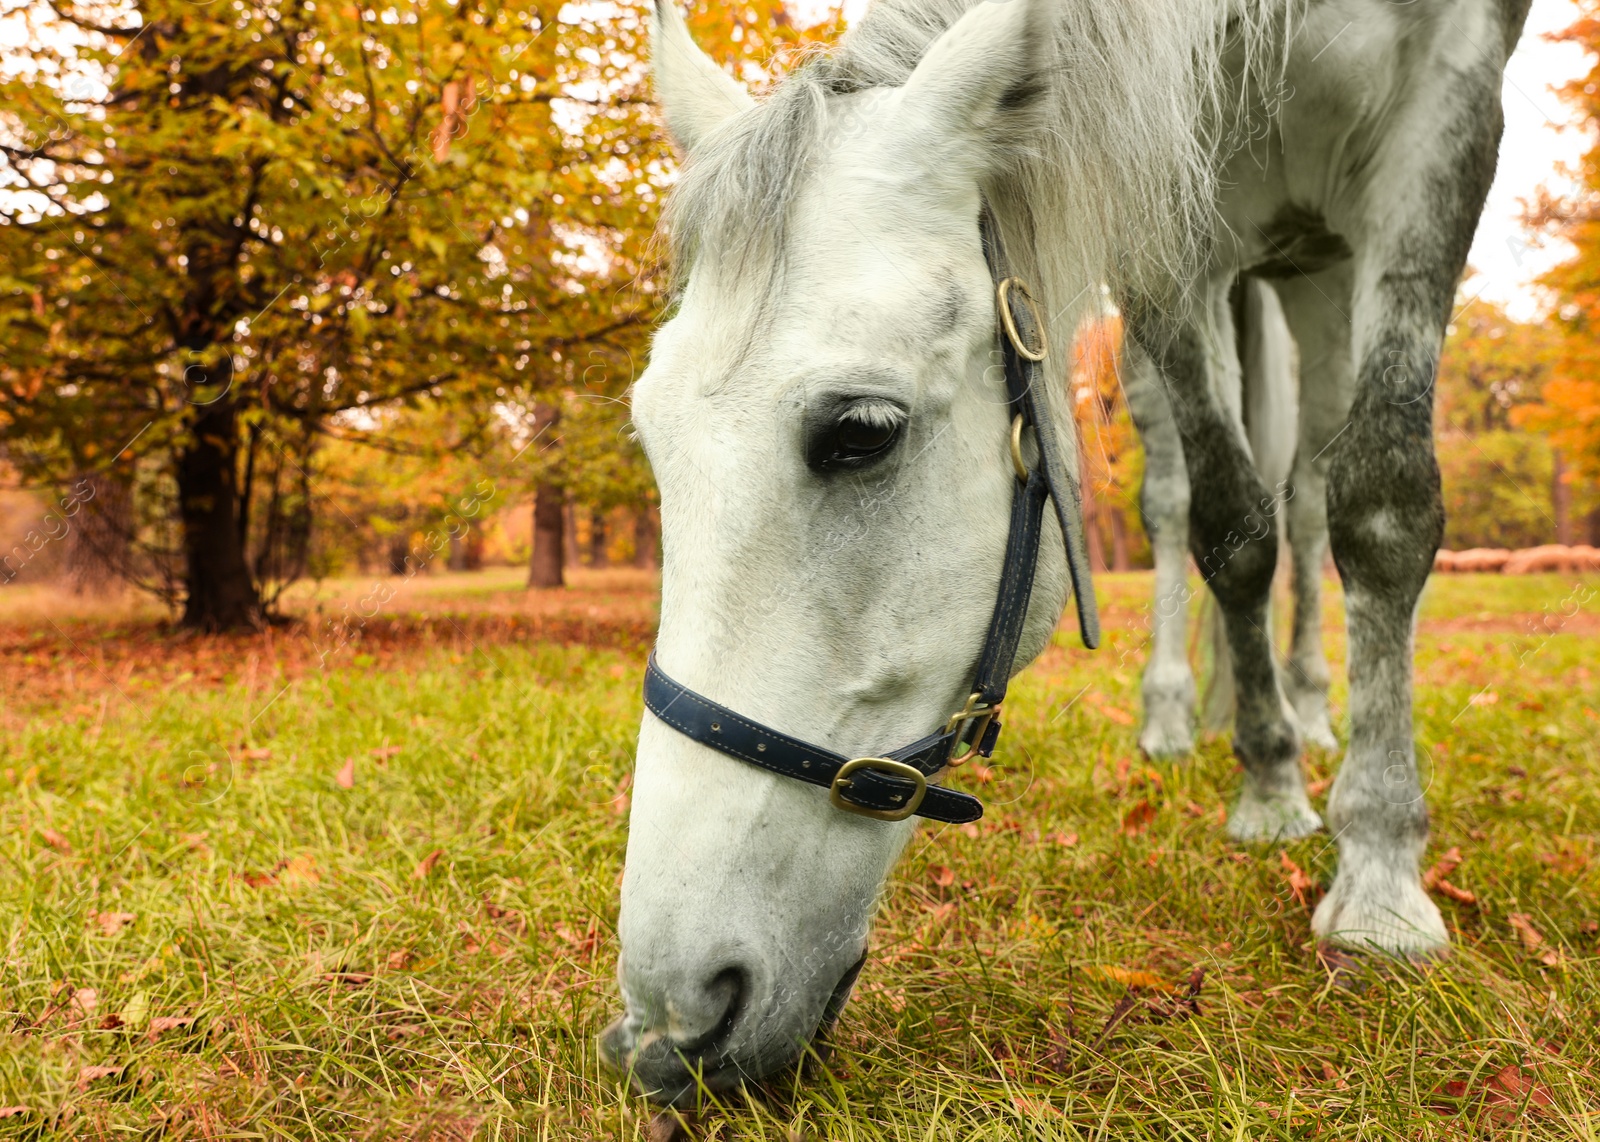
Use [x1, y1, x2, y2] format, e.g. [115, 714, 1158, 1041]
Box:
[70, 988, 98, 1018]
[1434, 1064, 1554, 1123]
[1092, 965, 1177, 994]
[929, 865, 956, 888]
[147, 1015, 195, 1040]
[1120, 799, 1156, 836]
[1279, 851, 1317, 909]
[76, 1065, 123, 1090]
[1423, 846, 1463, 889]
[278, 855, 320, 886]
[242, 747, 272, 760]
[1435, 880, 1477, 905]
[1508, 912, 1561, 965]
[39, 827, 71, 854]
[335, 757, 356, 789]
[1048, 831, 1079, 847]
[88, 911, 136, 937]
[371, 745, 402, 759]
[413, 848, 444, 880]
[0, 1108, 31, 1120]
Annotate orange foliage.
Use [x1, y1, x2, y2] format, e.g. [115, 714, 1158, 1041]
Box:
[1518, 0, 1600, 484]
[1071, 315, 1147, 570]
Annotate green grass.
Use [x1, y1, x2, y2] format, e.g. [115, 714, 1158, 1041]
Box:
[1, 572, 1597, 1138]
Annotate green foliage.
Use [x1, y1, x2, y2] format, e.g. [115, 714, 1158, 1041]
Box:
[1437, 430, 1556, 551]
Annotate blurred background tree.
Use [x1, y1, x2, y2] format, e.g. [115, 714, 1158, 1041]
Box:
[0, 0, 834, 627]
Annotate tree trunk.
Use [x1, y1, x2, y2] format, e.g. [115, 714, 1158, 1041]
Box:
[588, 507, 608, 567]
[528, 482, 565, 588]
[463, 528, 484, 571]
[1588, 502, 1600, 547]
[634, 503, 658, 570]
[176, 394, 261, 630]
[66, 469, 133, 596]
[1108, 501, 1131, 572]
[563, 500, 580, 570]
[1553, 449, 1571, 545]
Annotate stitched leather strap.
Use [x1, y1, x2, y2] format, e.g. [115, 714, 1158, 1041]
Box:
[980, 208, 1102, 651]
[644, 654, 984, 824]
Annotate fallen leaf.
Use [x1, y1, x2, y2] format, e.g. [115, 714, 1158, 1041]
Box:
[1093, 965, 1175, 993]
[1433, 1063, 1553, 1123]
[39, 827, 71, 854]
[278, 855, 320, 886]
[1279, 851, 1317, 908]
[97, 1013, 124, 1030]
[1423, 846, 1463, 890]
[386, 948, 413, 970]
[242, 747, 272, 760]
[335, 757, 356, 789]
[413, 848, 444, 879]
[1120, 799, 1156, 836]
[1048, 831, 1079, 846]
[371, 745, 402, 759]
[1306, 777, 1332, 797]
[1098, 704, 1135, 726]
[1435, 880, 1477, 905]
[70, 988, 98, 1019]
[76, 1064, 124, 1089]
[146, 1015, 195, 1040]
[0, 1108, 31, 1120]
[929, 865, 956, 888]
[322, 972, 373, 988]
[88, 910, 136, 937]
[1508, 912, 1561, 966]
[1508, 912, 1544, 951]
[1469, 690, 1499, 706]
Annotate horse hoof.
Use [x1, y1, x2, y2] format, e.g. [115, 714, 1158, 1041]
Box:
[1226, 793, 1323, 841]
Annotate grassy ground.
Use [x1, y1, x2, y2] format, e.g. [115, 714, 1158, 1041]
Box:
[0, 568, 1596, 1138]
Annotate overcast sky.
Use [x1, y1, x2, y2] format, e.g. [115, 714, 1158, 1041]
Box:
[1467, 0, 1592, 320]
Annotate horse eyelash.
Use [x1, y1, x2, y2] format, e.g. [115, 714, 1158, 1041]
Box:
[839, 399, 906, 430]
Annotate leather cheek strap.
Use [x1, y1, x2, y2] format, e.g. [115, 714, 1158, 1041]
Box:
[643, 655, 985, 825]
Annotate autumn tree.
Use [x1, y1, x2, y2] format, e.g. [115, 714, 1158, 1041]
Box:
[1516, 0, 1600, 540]
[0, 0, 657, 627]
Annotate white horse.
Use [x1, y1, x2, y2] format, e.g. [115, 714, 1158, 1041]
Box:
[609, 0, 1528, 1101]
[1126, 276, 1342, 760]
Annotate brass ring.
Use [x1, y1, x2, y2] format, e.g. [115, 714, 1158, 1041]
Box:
[1009, 414, 1029, 482]
[996, 277, 1048, 362]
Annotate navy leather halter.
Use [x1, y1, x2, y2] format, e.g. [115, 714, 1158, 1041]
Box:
[643, 208, 1100, 825]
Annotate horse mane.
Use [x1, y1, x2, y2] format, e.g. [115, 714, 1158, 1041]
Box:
[663, 0, 1294, 355]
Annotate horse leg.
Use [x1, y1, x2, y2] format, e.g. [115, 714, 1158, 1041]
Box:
[1121, 341, 1195, 758]
[1312, 60, 1508, 957]
[1272, 266, 1356, 751]
[1130, 281, 1319, 840]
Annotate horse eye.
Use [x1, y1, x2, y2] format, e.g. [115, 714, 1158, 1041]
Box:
[806, 401, 906, 472]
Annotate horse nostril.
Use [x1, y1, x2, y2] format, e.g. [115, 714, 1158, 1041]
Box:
[679, 965, 746, 1058]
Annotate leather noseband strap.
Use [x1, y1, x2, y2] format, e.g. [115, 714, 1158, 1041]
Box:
[641, 205, 1100, 825]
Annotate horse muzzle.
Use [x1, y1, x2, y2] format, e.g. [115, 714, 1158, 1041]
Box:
[600, 949, 866, 1104]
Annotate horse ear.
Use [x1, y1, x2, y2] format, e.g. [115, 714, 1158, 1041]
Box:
[651, 1, 754, 152]
[896, 0, 1050, 146]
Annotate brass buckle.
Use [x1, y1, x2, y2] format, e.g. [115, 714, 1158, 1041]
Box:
[944, 692, 999, 767]
[997, 277, 1049, 362]
[1009, 413, 1029, 482]
[829, 757, 927, 822]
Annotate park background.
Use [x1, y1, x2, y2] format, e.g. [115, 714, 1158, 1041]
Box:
[1, 0, 1599, 1137]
